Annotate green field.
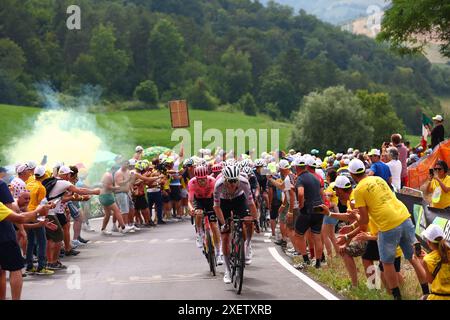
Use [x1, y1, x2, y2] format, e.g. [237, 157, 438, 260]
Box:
[0, 104, 292, 163]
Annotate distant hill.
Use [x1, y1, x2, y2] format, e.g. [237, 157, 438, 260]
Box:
[259, 0, 389, 25]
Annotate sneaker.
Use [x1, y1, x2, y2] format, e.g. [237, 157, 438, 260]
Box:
[102, 229, 112, 236]
[196, 234, 203, 248]
[111, 224, 119, 233]
[131, 225, 141, 231]
[72, 240, 83, 247]
[223, 270, 232, 284]
[82, 223, 96, 232]
[65, 249, 80, 257]
[293, 262, 307, 270]
[46, 263, 59, 271]
[148, 220, 156, 226]
[120, 225, 135, 234]
[36, 268, 54, 276]
[77, 236, 90, 244]
[286, 251, 300, 258]
[287, 248, 296, 253]
[26, 267, 37, 275]
[55, 261, 67, 269]
[217, 255, 224, 266]
[158, 220, 167, 225]
[274, 239, 286, 246]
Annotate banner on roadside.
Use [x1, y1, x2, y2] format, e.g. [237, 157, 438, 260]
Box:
[169, 100, 190, 128]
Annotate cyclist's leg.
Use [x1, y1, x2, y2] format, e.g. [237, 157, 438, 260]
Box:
[220, 200, 232, 275]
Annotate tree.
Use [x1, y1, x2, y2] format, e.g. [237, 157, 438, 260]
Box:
[186, 78, 219, 110]
[0, 38, 26, 80]
[378, 0, 450, 58]
[134, 80, 159, 105]
[356, 90, 406, 147]
[149, 18, 185, 92]
[289, 86, 374, 153]
[239, 93, 257, 116]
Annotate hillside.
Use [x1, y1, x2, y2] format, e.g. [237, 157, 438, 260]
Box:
[0, 104, 292, 165]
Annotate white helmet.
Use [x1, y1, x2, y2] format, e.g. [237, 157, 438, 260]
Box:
[224, 159, 237, 167]
[254, 159, 265, 167]
[241, 166, 254, 177]
[222, 165, 240, 179]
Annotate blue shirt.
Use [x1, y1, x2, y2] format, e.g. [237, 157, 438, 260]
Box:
[0, 180, 17, 243]
[370, 161, 392, 183]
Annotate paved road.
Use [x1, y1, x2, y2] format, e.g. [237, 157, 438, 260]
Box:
[17, 218, 338, 300]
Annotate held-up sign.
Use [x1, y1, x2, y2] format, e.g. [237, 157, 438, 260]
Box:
[169, 100, 190, 128]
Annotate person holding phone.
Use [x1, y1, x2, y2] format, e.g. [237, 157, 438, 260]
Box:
[426, 160, 450, 209]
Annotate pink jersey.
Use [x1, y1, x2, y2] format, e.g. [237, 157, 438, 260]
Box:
[188, 176, 216, 200]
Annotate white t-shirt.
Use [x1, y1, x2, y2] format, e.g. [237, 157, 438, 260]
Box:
[386, 160, 402, 191]
[47, 179, 72, 215]
[282, 175, 299, 209]
[10, 177, 27, 199]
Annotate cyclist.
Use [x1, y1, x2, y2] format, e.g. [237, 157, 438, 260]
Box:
[211, 163, 223, 179]
[254, 159, 270, 223]
[213, 165, 258, 284]
[187, 166, 223, 264]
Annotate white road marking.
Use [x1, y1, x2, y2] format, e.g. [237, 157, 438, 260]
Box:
[123, 239, 145, 243]
[94, 240, 118, 244]
[167, 238, 176, 242]
[264, 239, 272, 243]
[149, 239, 159, 243]
[268, 247, 339, 300]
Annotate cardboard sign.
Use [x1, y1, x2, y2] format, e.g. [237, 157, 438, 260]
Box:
[169, 100, 190, 128]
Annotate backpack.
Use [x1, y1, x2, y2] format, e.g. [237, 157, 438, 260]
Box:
[42, 177, 67, 201]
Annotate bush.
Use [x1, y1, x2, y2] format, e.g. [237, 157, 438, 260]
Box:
[134, 80, 159, 105]
[263, 102, 282, 120]
[186, 78, 219, 110]
[239, 93, 257, 116]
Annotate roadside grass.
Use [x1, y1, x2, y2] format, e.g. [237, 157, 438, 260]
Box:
[292, 254, 423, 300]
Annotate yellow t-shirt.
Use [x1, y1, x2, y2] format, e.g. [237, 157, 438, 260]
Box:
[423, 250, 450, 300]
[353, 176, 410, 232]
[26, 175, 35, 185]
[27, 179, 46, 211]
[0, 202, 12, 222]
[347, 190, 355, 209]
[337, 166, 349, 173]
[325, 182, 338, 206]
[430, 176, 450, 209]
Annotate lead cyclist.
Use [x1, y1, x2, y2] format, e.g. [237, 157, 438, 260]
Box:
[213, 165, 259, 284]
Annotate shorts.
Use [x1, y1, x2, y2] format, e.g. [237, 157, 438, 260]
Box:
[115, 192, 133, 214]
[46, 215, 64, 242]
[99, 193, 115, 207]
[0, 241, 24, 271]
[162, 190, 171, 203]
[180, 188, 188, 199]
[295, 213, 324, 235]
[323, 214, 338, 226]
[345, 240, 368, 257]
[194, 197, 217, 222]
[378, 218, 415, 264]
[68, 201, 80, 219]
[270, 202, 281, 220]
[219, 193, 250, 221]
[286, 208, 299, 230]
[362, 240, 380, 261]
[56, 213, 67, 227]
[134, 195, 149, 210]
[169, 186, 182, 201]
[379, 257, 401, 272]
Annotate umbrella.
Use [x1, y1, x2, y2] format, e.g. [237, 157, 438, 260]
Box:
[143, 146, 171, 160]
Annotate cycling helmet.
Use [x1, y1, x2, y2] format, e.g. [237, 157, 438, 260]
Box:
[241, 166, 254, 177]
[254, 159, 265, 167]
[212, 163, 223, 173]
[222, 165, 240, 179]
[196, 158, 207, 166]
[239, 159, 252, 168]
[194, 165, 209, 179]
[135, 161, 144, 171]
[224, 159, 237, 167]
[183, 158, 194, 167]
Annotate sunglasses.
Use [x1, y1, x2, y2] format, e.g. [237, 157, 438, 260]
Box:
[226, 179, 239, 184]
[434, 168, 443, 171]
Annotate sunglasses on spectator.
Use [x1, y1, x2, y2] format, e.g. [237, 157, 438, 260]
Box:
[434, 167, 443, 171]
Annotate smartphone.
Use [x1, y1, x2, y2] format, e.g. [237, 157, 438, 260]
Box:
[429, 168, 434, 177]
[313, 206, 324, 213]
[414, 242, 422, 256]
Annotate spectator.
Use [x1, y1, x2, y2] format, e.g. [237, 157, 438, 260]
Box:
[367, 149, 392, 186]
[426, 160, 450, 209]
[386, 147, 402, 191]
[391, 134, 408, 187]
[10, 164, 31, 199]
[0, 167, 7, 182]
[431, 115, 445, 149]
[134, 146, 144, 161]
[419, 224, 450, 300]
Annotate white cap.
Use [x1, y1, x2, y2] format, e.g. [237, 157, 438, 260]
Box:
[343, 158, 350, 165]
[315, 159, 323, 167]
[34, 166, 46, 177]
[347, 148, 354, 154]
[135, 146, 144, 152]
[26, 161, 37, 169]
[305, 156, 316, 167]
[334, 176, 352, 189]
[292, 157, 306, 167]
[348, 159, 366, 174]
[128, 159, 137, 166]
[279, 159, 291, 170]
[16, 164, 28, 174]
[432, 115, 443, 122]
[58, 165, 73, 175]
[422, 224, 444, 243]
[368, 149, 381, 156]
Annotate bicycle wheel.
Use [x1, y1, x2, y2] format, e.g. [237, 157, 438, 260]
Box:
[235, 236, 245, 294]
[230, 234, 237, 284]
[206, 232, 216, 276]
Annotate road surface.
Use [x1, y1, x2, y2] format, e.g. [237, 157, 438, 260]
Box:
[16, 217, 339, 300]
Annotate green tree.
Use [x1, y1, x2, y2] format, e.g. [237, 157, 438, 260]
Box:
[186, 78, 219, 110]
[239, 93, 257, 116]
[289, 86, 374, 152]
[220, 46, 253, 103]
[0, 38, 26, 80]
[134, 80, 159, 105]
[356, 90, 406, 147]
[149, 18, 185, 92]
[378, 0, 450, 57]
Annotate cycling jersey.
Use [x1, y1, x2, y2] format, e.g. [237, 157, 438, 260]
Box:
[213, 176, 254, 206]
[255, 170, 268, 192]
[188, 176, 216, 201]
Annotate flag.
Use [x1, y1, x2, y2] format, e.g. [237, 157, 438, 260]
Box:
[422, 113, 433, 149]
